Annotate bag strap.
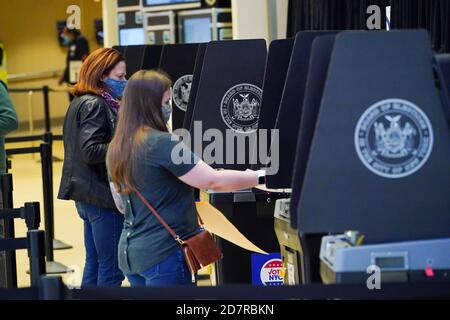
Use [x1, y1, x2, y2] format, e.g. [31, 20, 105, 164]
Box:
[135, 190, 185, 245]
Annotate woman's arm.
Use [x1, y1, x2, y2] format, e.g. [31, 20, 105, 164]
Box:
[78, 100, 110, 164]
[178, 160, 259, 192]
[0, 85, 19, 136]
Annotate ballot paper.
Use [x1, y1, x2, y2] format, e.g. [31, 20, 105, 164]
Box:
[195, 201, 268, 255]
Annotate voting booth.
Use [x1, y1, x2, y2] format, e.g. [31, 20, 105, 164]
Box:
[159, 43, 200, 130]
[112, 45, 127, 57]
[182, 43, 207, 131]
[267, 31, 337, 189]
[294, 30, 450, 284]
[251, 38, 294, 171]
[120, 45, 163, 79]
[141, 44, 163, 70]
[189, 40, 287, 284]
[269, 32, 337, 285]
[434, 54, 450, 123]
[123, 45, 146, 78]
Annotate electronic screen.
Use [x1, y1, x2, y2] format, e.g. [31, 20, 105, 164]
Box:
[145, 0, 201, 10]
[183, 17, 211, 43]
[119, 28, 145, 46]
[147, 0, 198, 5]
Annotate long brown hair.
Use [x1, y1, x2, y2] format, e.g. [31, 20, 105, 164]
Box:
[107, 70, 172, 194]
[71, 48, 124, 96]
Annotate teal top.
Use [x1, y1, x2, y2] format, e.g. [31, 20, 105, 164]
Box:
[117, 131, 200, 275]
[0, 83, 19, 173]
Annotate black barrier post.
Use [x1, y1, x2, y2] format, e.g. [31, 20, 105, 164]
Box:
[0, 173, 17, 288]
[44, 130, 63, 164]
[40, 143, 54, 261]
[5, 145, 70, 274]
[41, 134, 71, 250]
[39, 276, 64, 300]
[22, 202, 41, 231]
[42, 86, 51, 133]
[28, 230, 46, 287]
[39, 143, 70, 273]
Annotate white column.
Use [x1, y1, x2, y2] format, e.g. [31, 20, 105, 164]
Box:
[275, 0, 288, 39]
[102, 0, 119, 48]
[231, 0, 270, 43]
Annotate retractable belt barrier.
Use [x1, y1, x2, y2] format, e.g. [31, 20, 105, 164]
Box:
[4, 144, 70, 274]
[0, 194, 46, 287]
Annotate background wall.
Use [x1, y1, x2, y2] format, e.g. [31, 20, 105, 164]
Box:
[0, 0, 288, 129]
[231, 0, 288, 43]
[0, 0, 102, 128]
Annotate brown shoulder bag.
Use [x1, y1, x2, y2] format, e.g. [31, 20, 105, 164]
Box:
[136, 191, 223, 282]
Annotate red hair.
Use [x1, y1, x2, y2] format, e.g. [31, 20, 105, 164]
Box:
[71, 48, 124, 96]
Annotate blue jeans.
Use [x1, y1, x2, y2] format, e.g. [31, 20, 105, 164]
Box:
[75, 201, 125, 287]
[127, 249, 197, 287]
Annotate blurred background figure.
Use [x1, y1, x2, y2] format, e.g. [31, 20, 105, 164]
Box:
[59, 27, 90, 101]
[0, 79, 18, 174]
[0, 42, 7, 87]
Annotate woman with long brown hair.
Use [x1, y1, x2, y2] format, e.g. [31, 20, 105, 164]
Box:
[107, 70, 263, 286]
[58, 48, 127, 287]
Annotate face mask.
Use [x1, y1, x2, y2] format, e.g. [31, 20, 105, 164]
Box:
[104, 78, 127, 100]
[161, 102, 172, 123]
[62, 35, 71, 46]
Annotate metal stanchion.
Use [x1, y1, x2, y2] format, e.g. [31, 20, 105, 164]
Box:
[42, 133, 71, 250]
[42, 86, 62, 162]
[28, 230, 46, 287]
[39, 276, 64, 300]
[6, 87, 72, 251]
[39, 143, 71, 273]
[0, 174, 17, 288]
[0, 200, 46, 288]
[27, 90, 36, 160]
[42, 86, 51, 133]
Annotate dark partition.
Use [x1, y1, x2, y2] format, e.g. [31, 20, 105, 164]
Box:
[112, 45, 127, 57]
[250, 38, 294, 170]
[298, 30, 450, 245]
[141, 45, 163, 70]
[123, 45, 146, 78]
[289, 35, 336, 229]
[183, 43, 207, 130]
[159, 44, 200, 130]
[434, 54, 450, 123]
[189, 40, 286, 285]
[189, 39, 267, 170]
[266, 31, 337, 189]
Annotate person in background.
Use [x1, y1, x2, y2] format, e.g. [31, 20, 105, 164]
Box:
[58, 48, 127, 287]
[0, 81, 18, 173]
[107, 70, 263, 287]
[59, 27, 90, 101]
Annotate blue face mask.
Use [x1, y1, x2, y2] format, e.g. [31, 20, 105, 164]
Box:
[161, 102, 172, 123]
[62, 35, 71, 46]
[104, 78, 127, 100]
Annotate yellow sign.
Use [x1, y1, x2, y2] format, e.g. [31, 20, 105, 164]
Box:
[0, 43, 7, 85]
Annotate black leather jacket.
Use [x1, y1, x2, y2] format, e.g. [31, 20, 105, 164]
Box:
[58, 94, 117, 209]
